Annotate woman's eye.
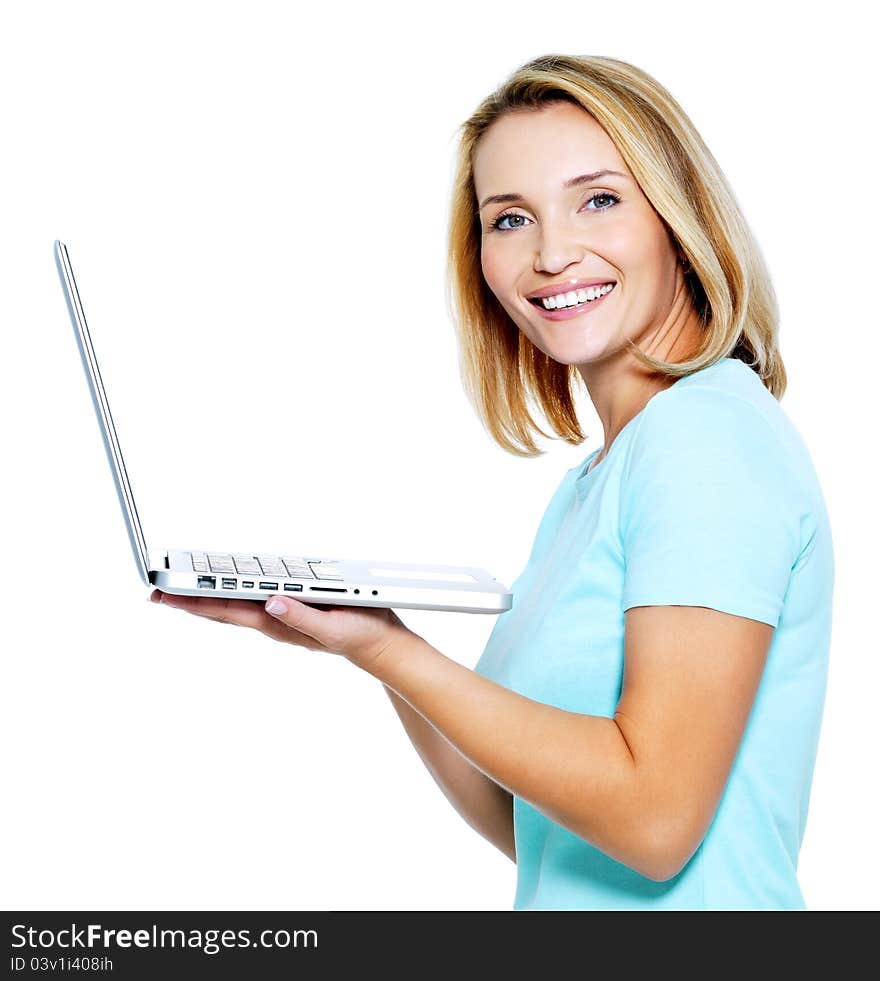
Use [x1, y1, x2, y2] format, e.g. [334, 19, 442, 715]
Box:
[488, 191, 619, 232]
[491, 212, 529, 231]
[585, 191, 619, 210]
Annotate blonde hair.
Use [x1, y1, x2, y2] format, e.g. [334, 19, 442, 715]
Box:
[445, 54, 786, 456]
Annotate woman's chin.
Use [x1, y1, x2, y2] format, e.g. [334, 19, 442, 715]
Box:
[539, 336, 613, 368]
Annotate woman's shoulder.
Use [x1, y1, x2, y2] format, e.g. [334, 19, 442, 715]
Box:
[638, 360, 812, 465]
[648, 357, 783, 431]
[623, 358, 825, 507]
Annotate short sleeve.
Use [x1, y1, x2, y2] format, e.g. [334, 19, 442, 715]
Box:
[620, 389, 802, 628]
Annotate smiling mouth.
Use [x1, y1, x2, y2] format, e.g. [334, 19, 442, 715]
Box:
[528, 283, 616, 311]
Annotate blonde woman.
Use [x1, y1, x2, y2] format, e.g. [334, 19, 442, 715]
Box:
[152, 55, 834, 911]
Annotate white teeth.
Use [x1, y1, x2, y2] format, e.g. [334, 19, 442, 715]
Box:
[539, 283, 614, 309]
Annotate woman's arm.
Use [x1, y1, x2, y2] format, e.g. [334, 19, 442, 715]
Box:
[367, 633, 642, 870]
[384, 685, 515, 862]
[152, 590, 771, 881]
[364, 605, 772, 882]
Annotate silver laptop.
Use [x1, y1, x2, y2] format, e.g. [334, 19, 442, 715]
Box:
[55, 240, 512, 614]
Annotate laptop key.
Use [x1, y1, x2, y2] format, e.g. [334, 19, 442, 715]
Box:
[233, 555, 262, 575]
[208, 553, 235, 573]
[190, 552, 210, 572]
[282, 557, 315, 578]
[258, 556, 287, 576]
[310, 562, 344, 581]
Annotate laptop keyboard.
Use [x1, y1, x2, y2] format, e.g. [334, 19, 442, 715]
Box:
[188, 552, 343, 581]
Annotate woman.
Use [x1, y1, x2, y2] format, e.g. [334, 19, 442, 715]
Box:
[152, 54, 834, 910]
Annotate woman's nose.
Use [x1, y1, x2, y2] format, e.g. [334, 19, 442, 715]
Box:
[533, 222, 586, 274]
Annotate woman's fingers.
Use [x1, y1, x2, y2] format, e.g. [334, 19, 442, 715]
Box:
[264, 596, 406, 666]
[264, 594, 333, 644]
[150, 588, 327, 651]
[149, 589, 405, 663]
[151, 590, 259, 625]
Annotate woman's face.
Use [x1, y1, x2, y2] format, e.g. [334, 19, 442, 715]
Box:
[474, 101, 688, 368]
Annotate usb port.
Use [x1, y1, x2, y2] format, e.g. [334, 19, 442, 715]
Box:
[197, 575, 216, 589]
[222, 578, 237, 590]
[284, 583, 303, 592]
[259, 581, 278, 591]
[242, 580, 254, 588]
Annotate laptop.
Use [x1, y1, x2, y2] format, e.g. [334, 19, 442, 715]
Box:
[54, 240, 512, 614]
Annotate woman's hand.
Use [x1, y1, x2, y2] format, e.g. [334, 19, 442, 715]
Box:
[149, 589, 416, 671]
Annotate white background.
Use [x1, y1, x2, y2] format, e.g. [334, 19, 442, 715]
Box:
[2, 0, 876, 911]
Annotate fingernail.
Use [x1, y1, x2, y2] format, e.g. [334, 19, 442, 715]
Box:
[266, 598, 287, 616]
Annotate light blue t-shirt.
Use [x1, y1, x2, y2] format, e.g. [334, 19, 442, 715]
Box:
[474, 357, 834, 910]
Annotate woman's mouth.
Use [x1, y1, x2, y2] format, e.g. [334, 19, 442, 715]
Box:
[528, 282, 616, 321]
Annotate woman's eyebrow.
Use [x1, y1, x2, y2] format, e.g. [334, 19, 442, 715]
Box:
[478, 169, 630, 211]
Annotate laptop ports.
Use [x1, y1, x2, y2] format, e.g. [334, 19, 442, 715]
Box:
[197, 576, 216, 589]
[222, 578, 237, 590]
[259, 582, 278, 591]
